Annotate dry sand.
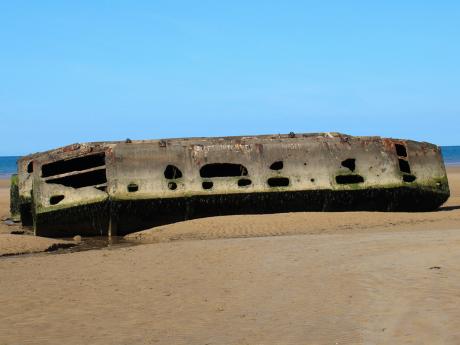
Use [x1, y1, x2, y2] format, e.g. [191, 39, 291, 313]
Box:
[1, 167, 460, 344]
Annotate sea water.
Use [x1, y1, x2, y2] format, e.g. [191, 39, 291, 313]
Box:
[0, 156, 20, 178]
[441, 146, 460, 166]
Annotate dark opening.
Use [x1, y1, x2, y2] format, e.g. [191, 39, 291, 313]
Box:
[269, 161, 283, 170]
[237, 178, 252, 187]
[336, 175, 365, 184]
[341, 158, 356, 172]
[46, 169, 107, 188]
[202, 181, 213, 190]
[200, 163, 248, 178]
[164, 165, 183, 179]
[42, 153, 106, 178]
[267, 177, 290, 187]
[395, 144, 407, 157]
[168, 182, 177, 190]
[398, 159, 411, 174]
[27, 161, 33, 173]
[127, 183, 139, 192]
[20, 203, 33, 226]
[50, 195, 65, 205]
[403, 174, 417, 183]
[96, 186, 107, 192]
[310, 178, 315, 183]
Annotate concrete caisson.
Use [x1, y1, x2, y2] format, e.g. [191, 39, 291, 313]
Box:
[13, 133, 450, 237]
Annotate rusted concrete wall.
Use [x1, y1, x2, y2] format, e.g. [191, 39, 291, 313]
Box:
[17, 133, 449, 237]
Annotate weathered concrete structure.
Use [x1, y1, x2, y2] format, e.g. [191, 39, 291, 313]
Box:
[9, 174, 20, 222]
[14, 133, 450, 237]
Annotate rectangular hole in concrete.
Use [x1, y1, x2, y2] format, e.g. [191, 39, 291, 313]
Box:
[341, 158, 356, 172]
[395, 144, 407, 157]
[238, 178, 252, 187]
[202, 181, 213, 189]
[269, 161, 283, 170]
[50, 195, 65, 205]
[267, 177, 290, 187]
[403, 174, 416, 183]
[127, 183, 139, 192]
[398, 159, 411, 174]
[335, 175, 364, 184]
[42, 153, 106, 177]
[200, 163, 248, 178]
[46, 169, 107, 188]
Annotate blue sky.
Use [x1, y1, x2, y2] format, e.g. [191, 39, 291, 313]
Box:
[0, 1, 459, 155]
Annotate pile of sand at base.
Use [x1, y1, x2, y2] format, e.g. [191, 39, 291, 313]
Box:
[0, 234, 74, 256]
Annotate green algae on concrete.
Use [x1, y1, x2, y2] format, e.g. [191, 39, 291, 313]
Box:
[9, 174, 20, 222]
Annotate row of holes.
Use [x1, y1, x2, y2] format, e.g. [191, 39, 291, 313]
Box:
[165, 163, 251, 191]
[166, 161, 287, 180]
[27, 141, 410, 177]
[395, 144, 416, 183]
[127, 159, 367, 193]
[126, 173, 365, 193]
[201, 177, 289, 190]
[127, 177, 291, 192]
[47, 146, 414, 200]
[48, 151, 409, 203]
[37, 147, 406, 193]
[32, 143, 411, 179]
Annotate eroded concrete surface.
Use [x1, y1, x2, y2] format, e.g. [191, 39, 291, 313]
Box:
[12, 133, 450, 237]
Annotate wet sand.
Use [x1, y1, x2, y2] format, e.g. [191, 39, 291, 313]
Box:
[0, 234, 74, 256]
[1, 167, 460, 344]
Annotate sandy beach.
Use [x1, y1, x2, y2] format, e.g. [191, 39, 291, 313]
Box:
[1, 167, 460, 344]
